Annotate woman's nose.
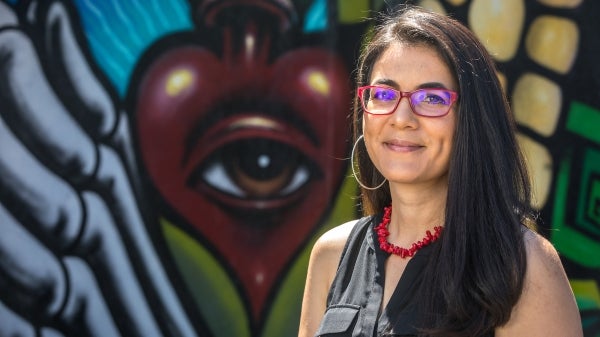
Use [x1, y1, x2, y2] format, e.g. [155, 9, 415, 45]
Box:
[389, 96, 418, 127]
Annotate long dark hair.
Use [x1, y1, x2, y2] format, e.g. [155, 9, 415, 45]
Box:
[352, 6, 535, 336]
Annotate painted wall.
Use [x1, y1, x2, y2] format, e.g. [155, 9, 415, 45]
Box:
[0, 0, 598, 336]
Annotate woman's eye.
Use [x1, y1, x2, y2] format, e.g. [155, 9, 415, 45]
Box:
[373, 89, 397, 101]
[423, 94, 446, 104]
[418, 89, 453, 105]
[187, 138, 320, 200]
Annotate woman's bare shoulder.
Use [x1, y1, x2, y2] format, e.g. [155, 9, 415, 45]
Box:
[497, 228, 583, 336]
[522, 228, 571, 278]
[310, 219, 361, 262]
[299, 219, 363, 337]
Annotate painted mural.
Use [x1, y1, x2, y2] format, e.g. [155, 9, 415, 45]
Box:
[0, 0, 598, 336]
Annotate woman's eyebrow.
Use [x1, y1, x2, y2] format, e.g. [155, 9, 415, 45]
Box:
[417, 82, 450, 89]
[370, 78, 398, 87]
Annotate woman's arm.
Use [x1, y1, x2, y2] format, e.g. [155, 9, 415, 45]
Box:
[298, 220, 357, 337]
[496, 230, 583, 337]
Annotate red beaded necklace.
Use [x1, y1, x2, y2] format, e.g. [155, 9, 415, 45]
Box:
[375, 205, 443, 258]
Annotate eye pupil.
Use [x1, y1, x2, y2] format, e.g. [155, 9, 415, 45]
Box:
[235, 139, 290, 180]
[258, 155, 270, 168]
[375, 89, 395, 100]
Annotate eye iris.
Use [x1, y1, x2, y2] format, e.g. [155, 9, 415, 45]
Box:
[234, 139, 289, 181]
[428, 94, 445, 104]
[418, 90, 449, 105]
[374, 89, 395, 101]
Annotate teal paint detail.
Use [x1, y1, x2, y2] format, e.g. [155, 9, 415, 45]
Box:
[304, 0, 328, 32]
[72, 0, 192, 96]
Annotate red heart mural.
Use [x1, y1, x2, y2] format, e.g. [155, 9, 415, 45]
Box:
[134, 0, 350, 318]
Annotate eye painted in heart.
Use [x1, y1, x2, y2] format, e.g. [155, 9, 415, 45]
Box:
[132, 0, 350, 319]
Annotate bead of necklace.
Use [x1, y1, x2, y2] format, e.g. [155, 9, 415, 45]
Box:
[374, 205, 443, 258]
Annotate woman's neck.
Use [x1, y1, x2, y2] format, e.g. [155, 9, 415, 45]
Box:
[386, 181, 448, 245]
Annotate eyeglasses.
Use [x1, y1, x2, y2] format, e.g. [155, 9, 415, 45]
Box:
[357, 85, 458, 117]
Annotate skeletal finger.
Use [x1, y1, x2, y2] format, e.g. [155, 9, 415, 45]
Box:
[58, 257, 121, 337]
[92, 146, 200, 337]
[40, 1, 139, 180]
[0, 116, 164, 335]
[40, 1, 119, 139]
[75, 192, 164, 337]
[0, 202, 68, 321]
[0, 115, 83, 248]
[0, 28, 97, 183]
[0, 203, 121, 336]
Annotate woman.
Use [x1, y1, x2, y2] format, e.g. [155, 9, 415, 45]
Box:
[298, 5, 582, 337]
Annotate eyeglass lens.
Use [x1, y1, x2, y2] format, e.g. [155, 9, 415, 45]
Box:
[362, 87, 454, 116]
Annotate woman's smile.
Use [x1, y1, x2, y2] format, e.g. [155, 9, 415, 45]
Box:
[382, 139, 424, 153]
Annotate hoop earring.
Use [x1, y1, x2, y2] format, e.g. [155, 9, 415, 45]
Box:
[351, 135, 387, 190]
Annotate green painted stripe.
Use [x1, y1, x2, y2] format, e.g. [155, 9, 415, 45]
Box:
[567, 101, 600, 144]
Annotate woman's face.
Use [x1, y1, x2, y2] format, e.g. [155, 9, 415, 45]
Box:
[362, 42, 458, 188]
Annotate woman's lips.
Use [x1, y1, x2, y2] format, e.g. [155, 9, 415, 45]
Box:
[383, 140, 424, 152]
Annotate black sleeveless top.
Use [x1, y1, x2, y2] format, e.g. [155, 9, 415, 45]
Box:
[315, 215, 437, 337]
